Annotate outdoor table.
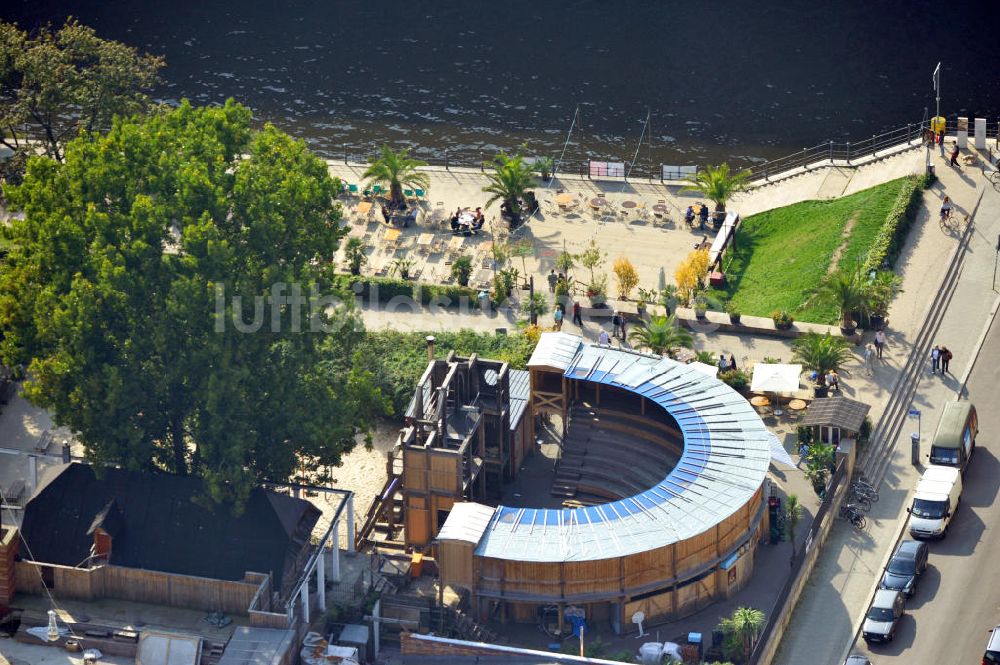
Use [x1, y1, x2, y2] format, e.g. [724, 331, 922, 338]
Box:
[652, 204, 668, 214]
[474, 268, 492, 286]
[357, 201, 373, 215]
[347, 224, 366, 238]
[621, 200, 638, 209]
[589, 197, 607, 209]
[417, 233, 434, 246]
[750, 395, 771, 414]
[788, 399, 808, 411]
[459, 212, 475, 226]
[448, 235, 465, 251]
[693, 203, 704, 215]
[556, 193, 576, 206]
[383, 228, 401, 243]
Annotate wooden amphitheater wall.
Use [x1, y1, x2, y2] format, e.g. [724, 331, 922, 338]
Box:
[455, 485, 765, 628]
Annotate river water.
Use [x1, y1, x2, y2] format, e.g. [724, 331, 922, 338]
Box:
[5, 0, 1000, 170]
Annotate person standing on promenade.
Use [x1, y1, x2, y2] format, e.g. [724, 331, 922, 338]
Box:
[718, 354, 729, 372]
[950, 143, 960, 167]
[547, 269, 557, 293]
[863, 344, 874, 376]
[941, 346, 952, 374]
[611, 311, 622, 340]
[874, 329, 887, 359]
[938, 130, 946, 156]
[598, 329, 610, 345]
[572, 300, 583, 327]
[930, 345, 941, 374]
[729, 354, 737, 372]
[553, 305, 563, 331]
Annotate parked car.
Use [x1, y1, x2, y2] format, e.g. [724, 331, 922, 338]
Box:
[984, 624, 1000, 664]
[879, 540, 928, 597]
[844, 656, 871, 665]
[862, 589, 905, 643]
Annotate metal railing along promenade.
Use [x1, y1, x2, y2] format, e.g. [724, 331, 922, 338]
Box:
[333, 116, 998, 184]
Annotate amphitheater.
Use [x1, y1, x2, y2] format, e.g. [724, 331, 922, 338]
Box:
[403, 332, 772, 633]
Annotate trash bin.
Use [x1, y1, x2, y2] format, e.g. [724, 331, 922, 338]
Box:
[410, 552, 424, 578]
[911, 432, 920, 466]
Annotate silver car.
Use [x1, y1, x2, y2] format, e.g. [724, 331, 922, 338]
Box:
[862, 589, 905, 643]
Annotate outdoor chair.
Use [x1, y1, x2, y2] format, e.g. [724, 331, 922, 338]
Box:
[373, 185, 383, 195]
[415, 189, 426, 199]
[348, 184, 359, 195]
[403, 189, 414, 198]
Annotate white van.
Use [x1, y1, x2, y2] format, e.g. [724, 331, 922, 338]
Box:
[907, 466, 962, 539]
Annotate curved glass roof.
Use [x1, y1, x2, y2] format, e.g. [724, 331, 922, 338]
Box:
[474, 340, 771, 562]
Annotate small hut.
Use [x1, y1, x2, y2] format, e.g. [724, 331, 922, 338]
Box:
[800, 397, 871, 472]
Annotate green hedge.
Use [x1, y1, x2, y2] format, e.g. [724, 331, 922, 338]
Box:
[331, 274, 480, 308]
[361, 329, 538, 415]
[861, 175, 923, 273]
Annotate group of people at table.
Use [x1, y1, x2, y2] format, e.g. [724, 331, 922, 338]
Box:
[684, 202, 711, 229]
[450, 207, 486, 235]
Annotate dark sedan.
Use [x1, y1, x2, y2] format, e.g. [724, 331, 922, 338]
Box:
[879, 539, 929, 597]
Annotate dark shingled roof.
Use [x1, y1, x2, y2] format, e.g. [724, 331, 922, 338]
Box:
[801, 396, 871, 433]
[21, 463, 320, 597]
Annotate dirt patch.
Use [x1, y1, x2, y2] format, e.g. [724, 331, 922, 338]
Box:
[825, 210, 861, 276]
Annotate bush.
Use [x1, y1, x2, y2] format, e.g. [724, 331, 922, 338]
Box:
[360, 329, 538, 415]
[719, 369, 750, 391]
[331, 274, 479, 308]
[861, 175, 922, 273]
[858, 415, 873, 448]
[771, 310, 794, 329]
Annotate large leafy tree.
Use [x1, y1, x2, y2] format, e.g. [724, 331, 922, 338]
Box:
[482, 151, 534, 213]
[0, 19, 163, 168]
[683, 163, 751, 218]
[362, 145, 429, 207]
[0, 100, 387, 506]
[628, 314, 693, 358]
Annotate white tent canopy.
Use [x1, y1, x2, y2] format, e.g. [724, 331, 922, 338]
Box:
[750, 363, 802, 394]
[767, 432, 797, 468]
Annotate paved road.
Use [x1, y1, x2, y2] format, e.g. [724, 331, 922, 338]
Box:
[850, 312, 1000, 664]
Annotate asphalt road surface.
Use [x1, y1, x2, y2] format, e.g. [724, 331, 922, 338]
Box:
[850, 315, 1000, 664]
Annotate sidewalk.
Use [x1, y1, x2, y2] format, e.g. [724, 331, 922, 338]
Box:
[772, 155, 999, 665]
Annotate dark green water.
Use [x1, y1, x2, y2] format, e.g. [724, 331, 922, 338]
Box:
[5, 0, 999, 170]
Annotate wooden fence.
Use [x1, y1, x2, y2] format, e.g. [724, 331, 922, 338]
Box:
[15, 561, 265, 615]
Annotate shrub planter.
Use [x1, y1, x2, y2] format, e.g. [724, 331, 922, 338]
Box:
[813, 385, 829, 398]
[729, 313, 742, 325]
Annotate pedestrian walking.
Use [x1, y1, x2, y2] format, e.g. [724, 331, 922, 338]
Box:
[547, 269, 557, 293]
[553, 306, 563, 331]
[598, 329, 611, 345]
[938, 130, 946, 156]
[619, 315, 627, 341]
[930, 345, 941, 374]
[611, 311, 622, 339]
[798, 443, 810, 469]
[863, 344, 874, 376]
[572, 300, 583, 326]
[950, 142, 960, 167]
[941, 346, 952, 373]
[874, 329, 887, 358]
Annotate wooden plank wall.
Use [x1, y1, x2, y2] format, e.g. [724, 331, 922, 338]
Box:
[14, 561, 258, 614]
[438, 541, 473, 589]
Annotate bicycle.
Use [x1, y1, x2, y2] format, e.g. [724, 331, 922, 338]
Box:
[847, 491, 872, 513]
[839, 503, 868, 530]
[852, 478, 880, 503]
[988, 167, 1000, 189]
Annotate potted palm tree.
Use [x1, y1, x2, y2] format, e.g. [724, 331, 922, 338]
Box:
[725, 301, 742, 325]
[819, 267, 871, 335]
[482, 151, 535, 227]
[867, 270, 903, 330]
[451, 255, 473, 286]
[792, 332, 853, 398]
[344, 237, 367, 276]
[533, 156, 555, 181]
[390, 257, 415, 280]
[362, 145, 430, 209]
[627, 314, 694, 358]
[683, 163, 751, 228]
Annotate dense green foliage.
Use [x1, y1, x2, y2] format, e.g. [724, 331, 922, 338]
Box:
[360, 329, 538, 415]
[331, 274, 481, 307]
[0, 19, 163, 167]
[683, 162, 751, 215]
[860, 175, 923, 274]
[710, 177, 912, 323]
[482, 151, 535, 213]
[792, 333, 854, 375]
[628, 314, 693, 357]
[0, 101, 387, 506]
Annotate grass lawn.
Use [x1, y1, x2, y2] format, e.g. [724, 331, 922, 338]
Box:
[710, 177, 911, 324]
